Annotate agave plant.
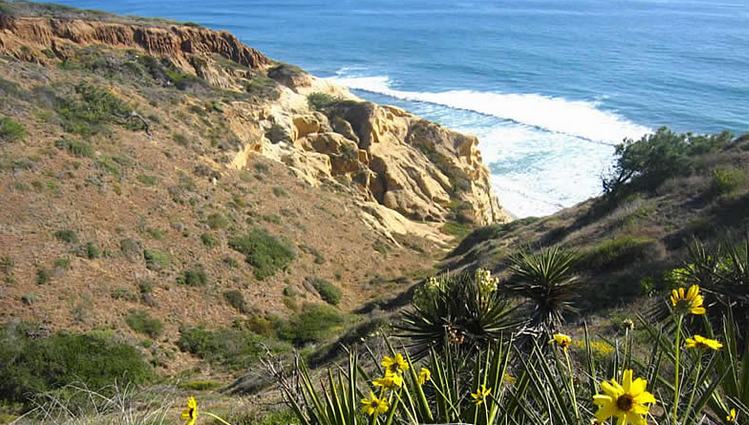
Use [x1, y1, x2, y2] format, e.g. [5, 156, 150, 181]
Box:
[505, 247, 581, 336]
[397, 270, 521, 358]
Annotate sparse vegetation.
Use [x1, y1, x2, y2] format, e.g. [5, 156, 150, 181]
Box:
[54, 229, 78, 244]
[143, 248, 170, 271]
[276, 303, 345, 346]
[177, 325, 290, 370]
[307, 92, 339, 110]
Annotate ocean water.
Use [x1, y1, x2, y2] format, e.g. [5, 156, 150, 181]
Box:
[54, 0, 749, 217]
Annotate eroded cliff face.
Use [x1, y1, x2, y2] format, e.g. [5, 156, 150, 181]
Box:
[0, 10, 510, 240]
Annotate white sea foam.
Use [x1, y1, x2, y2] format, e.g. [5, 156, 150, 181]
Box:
[327, 71, 651, 217]
[329, 74, 650, 145]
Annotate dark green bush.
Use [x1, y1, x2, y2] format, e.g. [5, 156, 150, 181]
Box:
[0, 325, 153, 405]
[177, 265, 208, 286]
[603, 128, 733, 196]
[0, 117, 26, 142]
[125, 310, 163, 338]
[223, 290, 250, 314]
[308, 277, 342, 306]
[276, 303, 345, 346]
[229, 228, 296, 279]
[83, 242, 101, 259]
[177, 325, 289, 370]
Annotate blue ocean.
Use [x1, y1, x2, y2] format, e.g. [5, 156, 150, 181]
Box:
[54, 0, 749, 217]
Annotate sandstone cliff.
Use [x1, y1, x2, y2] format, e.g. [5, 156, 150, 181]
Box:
[0, 5, 510, 241]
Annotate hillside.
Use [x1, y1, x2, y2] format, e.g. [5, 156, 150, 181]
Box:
[446, 129, 749, 316]
[0, 0, 509, 392]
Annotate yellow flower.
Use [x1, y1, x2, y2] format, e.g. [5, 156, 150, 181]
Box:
[670, 285, 706, 315]
[373, 371, 403, 389]
[382, 353, 409, 374]
[418, 367, 431, 385]
[503, 372, 516, 385]
[622, 319, 635, 331]
[470, 384, 491, 406]
[180, 396, 198, 425]
[361, 392, 389, 416]
[551, 333, 572, 349]
[685, 335, 723, 351]
[727, 408, 737, 423]
[593, 370, 656, 425]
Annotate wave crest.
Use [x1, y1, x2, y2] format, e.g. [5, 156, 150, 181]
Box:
[328, 74, 650, 144]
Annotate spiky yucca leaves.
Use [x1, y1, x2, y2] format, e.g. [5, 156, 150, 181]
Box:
[506, 247, 580, 336]
[687, 237, 749, 338]
[397, 271, 520, 359]
[707, 309, 749, 422]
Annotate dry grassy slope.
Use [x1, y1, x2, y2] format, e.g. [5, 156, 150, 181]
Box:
[0, 36, 441, 357]
[445, 137, 749, 315]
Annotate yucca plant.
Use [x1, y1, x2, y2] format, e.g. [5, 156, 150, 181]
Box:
[505, 247, 580, 336]
[397, 269, 520, 358]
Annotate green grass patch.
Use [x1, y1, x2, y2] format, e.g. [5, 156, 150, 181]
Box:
[53, 229, 78, 244]
[200, 232, 218, 247]
[578, 236, 660, 271]
[143, 249, 170, 271]
[0, 117, 26, 142]
[54, 138, 94, 158]
[307, 92, 339, 110]
[223, 290, 251, 314]
[229, 228, 296, 280]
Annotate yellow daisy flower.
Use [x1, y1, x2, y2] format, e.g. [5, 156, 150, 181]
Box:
[685, 335, 723, 351]
[361, 392, 389, 416]
[418, 367, 431, 385]
[727, 408, 737, 423]
[503, 372, 517, 385]
[373, 371, 404, 389]
[470, 384, 491, 406]
[670, 285, 706, 315]
[181, 396, 198, 425]
[550, 333, 572, 349]
[593, 370, 656, 425]
[382, 353, 409, 374]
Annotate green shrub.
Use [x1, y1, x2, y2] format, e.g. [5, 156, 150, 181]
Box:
[277, 303, 345, 346]
[145, 227, 165, 240]
[578, 236, 660, 271]
[177, 380, 221, 391]
[0, 325, 153, 405]
[125, 310, 163, 338]
[54, 229, 78, 244]
[143, 249, 170, 271]
[711, 166, 746, 195]
[0, 117, 26, 142]
[307, 92, 339, 110]
[200, 233, 218, 247]
[177, 325, 289, 370]
[177, 265, 208, 286]
[223, 290, 250, 314]
[83, 242, 101, 259]
[111, 287, 137, 301]
[54, 138, 94, 158]
[229, 228, 296, 279]
[36, 267, 51, 285]
[206, 212, 229, 229]
[56, 83, 140, 136]
[603, 128, 733, 195]
[308, 277, 342, 306]
[245, 76, 280, 100]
